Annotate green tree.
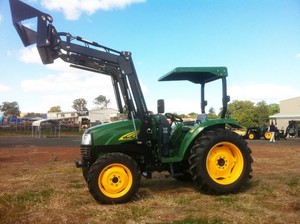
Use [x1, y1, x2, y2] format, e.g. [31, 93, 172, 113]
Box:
[227, 100, 279, 128]
[227, 100, 256, 128]
[178, 113, 186, 118]
[93, 95, 110, 109]
[48, 106, 61, 113]
[207, 107, 218, 119]
[72, 98, 87, 111]
[255, 101, 270, 126]
[0, 101, 21, 117]
[267, 103, 279, 116]
[188, 112, 198, 119]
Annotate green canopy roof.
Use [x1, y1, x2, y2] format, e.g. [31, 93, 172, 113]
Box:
[158, 67, 227, 84]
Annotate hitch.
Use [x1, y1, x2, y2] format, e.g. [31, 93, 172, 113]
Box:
[75, 160, 86, 168]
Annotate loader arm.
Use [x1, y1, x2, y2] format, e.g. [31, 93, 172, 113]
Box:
[10, 0, 152, 143]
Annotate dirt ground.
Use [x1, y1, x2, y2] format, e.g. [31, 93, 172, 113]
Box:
[0, 136, 299, 223]
[0, 136, 299, 167]
[0, 136, 82, 164]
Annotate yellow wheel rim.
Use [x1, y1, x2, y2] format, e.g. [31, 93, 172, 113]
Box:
[265, 132, 271, 139]
[98, 163, 133, 198]
[248, 133, 255, 140]
[206, 142, 244, 185]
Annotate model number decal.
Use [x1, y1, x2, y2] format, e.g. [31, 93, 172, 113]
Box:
[119, 131, 137, 141]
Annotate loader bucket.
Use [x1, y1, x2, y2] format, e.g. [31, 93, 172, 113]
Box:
[10, 0, 57, 64]
[9, 0, 52, 47]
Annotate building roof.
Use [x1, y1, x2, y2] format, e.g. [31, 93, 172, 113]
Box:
[32, 117, 78, 127]
[269, 113, 300, 119]
[280, 96, 300, 103]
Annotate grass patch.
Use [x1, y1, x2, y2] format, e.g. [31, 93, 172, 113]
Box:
[215, 194, 237, 204]
[286, 176, 299, 187]
[118, 205, 148, 221]
[169, 216, 225, 224]
[177, 196, 190, 205]
[0, 188, 54, 208]
[252, 180, 277, 199]
[68, 179, 85, 189]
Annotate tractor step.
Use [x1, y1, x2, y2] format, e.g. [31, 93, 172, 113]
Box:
[165, 172, 184, 178]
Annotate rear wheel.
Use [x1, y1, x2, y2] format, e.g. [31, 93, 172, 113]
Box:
[264, 131, 272, 140]
[88, 153, 141, 204]
[189, 129, 253, 194]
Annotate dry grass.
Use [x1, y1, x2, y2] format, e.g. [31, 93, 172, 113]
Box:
[0, 143, 299, 224]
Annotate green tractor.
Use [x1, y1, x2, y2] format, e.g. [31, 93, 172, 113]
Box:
[245, 126, 271, 140]
[10, 0, 253, 204]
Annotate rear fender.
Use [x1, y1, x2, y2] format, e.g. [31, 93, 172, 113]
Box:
[176, 119, 241, 161]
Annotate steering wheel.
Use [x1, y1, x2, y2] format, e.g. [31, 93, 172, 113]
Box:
[165, 113, 183, 124]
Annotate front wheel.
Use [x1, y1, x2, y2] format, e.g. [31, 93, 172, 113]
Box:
[87, 153, 141, 204]
[82, 167, 89, 182]
[189, 129, 253, 194]
[247, 132, 255, 140]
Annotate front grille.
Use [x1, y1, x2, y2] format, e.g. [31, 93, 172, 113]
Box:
[80, 145, 91, 161]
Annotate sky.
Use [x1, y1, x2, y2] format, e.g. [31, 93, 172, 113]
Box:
[0, 0, 299, 115]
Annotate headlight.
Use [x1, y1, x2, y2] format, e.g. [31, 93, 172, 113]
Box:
[81, 133, 92, 145]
